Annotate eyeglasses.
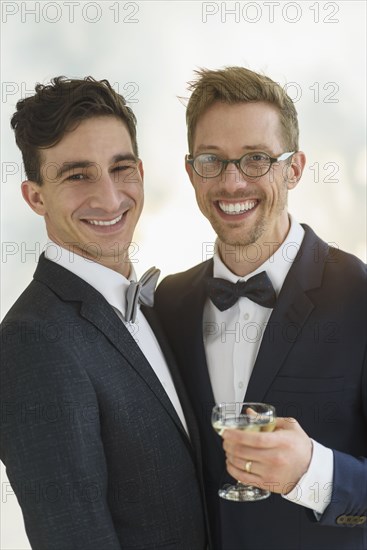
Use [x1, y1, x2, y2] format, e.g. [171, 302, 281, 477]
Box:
[186, 151, 295, 179]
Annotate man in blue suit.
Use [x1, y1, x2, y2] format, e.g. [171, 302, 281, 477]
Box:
[155, 67, 366, 549]
[0, 76, 208, 549]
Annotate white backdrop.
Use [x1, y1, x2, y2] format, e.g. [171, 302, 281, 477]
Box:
[1, 1, 366, 547]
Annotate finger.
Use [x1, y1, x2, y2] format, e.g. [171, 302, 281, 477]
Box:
[226, 459, 281, 493]
[226, 454, 259, 476]
[274, 416, 298, 429]
[222, 437, 249, 455]
[222, 428, 277, 450]
[222, 437, 265, 463]
[226, 459, 261, 484]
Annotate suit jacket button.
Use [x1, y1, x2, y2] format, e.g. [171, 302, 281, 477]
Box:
[336, 515, 367, 526]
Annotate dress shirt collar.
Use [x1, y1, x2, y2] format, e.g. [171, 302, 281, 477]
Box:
[44, 242, 136, 318]
[213, 215, 305, 295]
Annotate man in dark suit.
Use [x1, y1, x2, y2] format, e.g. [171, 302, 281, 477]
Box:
[155, 67, 367, 550]
[0, 76, 207, 549]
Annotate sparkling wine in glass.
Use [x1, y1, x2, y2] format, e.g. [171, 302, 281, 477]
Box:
[212, 402, 276, 501]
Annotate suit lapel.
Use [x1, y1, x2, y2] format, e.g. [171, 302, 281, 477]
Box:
[141, 305, 194, 444]
[179, 260, 217, 409]
[173, 261, 227, 461]
[33, 254, 192, 441]
[245, 225, 329, 402]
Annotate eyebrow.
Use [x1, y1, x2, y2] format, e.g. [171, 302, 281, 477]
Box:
[194, 144, 271, 154]
[55, 154, 138, 179]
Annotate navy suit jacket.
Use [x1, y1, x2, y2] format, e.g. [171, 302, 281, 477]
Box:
[155, 225, 367, 550]
[0, 254, 208, 550]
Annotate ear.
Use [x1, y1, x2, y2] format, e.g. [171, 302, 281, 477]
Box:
[21, 180, 47, 216]
[185, 155, 195, 186]
[286, 151, 306, 189]
[137, 159, 144, 182]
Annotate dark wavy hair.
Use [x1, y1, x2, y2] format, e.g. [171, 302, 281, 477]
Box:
[11, 76, 138, 184]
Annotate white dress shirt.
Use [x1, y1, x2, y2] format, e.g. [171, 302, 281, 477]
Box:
[203, 216, 333, 515]
[44, 242, 189, 434]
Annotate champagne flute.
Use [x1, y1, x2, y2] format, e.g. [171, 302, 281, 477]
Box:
[212, 402, 276, 501]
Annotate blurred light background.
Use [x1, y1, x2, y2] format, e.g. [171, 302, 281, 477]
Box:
[1, 1, 366, 547]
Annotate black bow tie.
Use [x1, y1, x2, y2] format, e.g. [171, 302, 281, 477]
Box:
[125, 267, 161, 323]
[206, 271, 276, 311]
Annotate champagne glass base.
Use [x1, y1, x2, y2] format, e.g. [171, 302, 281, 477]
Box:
[218, 484, 270, 502]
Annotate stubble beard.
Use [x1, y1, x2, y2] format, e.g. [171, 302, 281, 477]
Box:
[215, 213, 267, 248]
[213, 178, 289, 249]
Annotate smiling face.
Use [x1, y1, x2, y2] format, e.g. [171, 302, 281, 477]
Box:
[22, 116, 144, 277]
[186, 101, 305, 273]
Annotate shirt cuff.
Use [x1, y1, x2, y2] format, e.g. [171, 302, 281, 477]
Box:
[281, 439, 334, 516]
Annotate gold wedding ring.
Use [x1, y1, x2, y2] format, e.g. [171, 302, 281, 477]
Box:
[244, 460, 252, 473]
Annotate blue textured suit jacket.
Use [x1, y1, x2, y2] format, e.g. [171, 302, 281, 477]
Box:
[155, 225, 367, 550]
[0, 254, 208, 550]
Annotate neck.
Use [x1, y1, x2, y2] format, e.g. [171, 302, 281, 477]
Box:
[50, 239, 132, 278]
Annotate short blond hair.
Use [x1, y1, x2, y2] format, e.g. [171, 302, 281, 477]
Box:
[186, 66, 299, 154]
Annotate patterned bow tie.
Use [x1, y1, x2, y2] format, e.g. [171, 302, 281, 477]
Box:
[125, 267, 161, 323]
[206, 271, 276, 311]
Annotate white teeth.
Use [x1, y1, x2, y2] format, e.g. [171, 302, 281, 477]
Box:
[87, 214, 123, 226]
[218, 201, 256, 215]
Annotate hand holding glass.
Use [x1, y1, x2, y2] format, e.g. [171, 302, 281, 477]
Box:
[212, 402, 276, 501]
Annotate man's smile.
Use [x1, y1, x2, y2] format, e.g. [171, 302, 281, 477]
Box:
[85, 213, 123, 226]
[217, 199, 258, 215]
